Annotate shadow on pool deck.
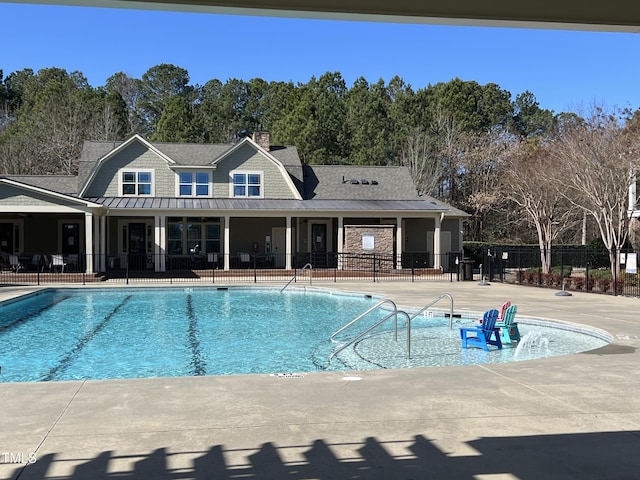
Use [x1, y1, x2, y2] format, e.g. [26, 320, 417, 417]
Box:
[1, 280, 640, 480]
[7, 430, 640, 479]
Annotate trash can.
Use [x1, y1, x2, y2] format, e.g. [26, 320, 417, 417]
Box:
[463, 258, 474, 281]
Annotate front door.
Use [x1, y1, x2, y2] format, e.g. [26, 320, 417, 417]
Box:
[311, 223, 327, 267]
[272, 227, 286, 268]
[0, 223, 13, 256]
[128, 223, 147, 269]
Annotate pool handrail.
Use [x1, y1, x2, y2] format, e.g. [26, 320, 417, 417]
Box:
[329, 298, 399, 342]
[328, 293, 455, 364]
[280, 263, 313, 293]
[329, 309, 411, 364]
[408, 293, 455, 329]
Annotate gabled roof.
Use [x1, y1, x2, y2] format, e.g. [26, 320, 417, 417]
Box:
[79, 135, 177, 196]
[212, 136, 303, 200]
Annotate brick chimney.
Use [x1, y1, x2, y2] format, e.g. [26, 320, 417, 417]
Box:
[252, 131, 270, 151]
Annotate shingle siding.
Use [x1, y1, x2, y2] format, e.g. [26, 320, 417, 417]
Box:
[213, 144, 298, 199]
[84, 142, 177, 197]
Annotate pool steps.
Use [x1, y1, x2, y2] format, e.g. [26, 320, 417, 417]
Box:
[328, 293, 454, 363]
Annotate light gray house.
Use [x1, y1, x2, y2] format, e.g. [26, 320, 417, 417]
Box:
[0, 132, 468, 274]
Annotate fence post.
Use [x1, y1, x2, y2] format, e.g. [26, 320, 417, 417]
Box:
[372, 253, 376, 283]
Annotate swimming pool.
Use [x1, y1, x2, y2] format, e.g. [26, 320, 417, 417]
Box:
[0, 287, 610, 382]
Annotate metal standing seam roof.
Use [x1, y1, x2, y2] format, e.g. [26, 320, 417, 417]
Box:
[83, 197, 468, 216]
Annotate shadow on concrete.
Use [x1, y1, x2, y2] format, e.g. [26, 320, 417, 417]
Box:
[7, 430, 640, 479]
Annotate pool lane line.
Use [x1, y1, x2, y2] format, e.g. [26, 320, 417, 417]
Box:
[186, 294, 206, 376]
[0, 295, 72, 335]
[40, 295, 133, 382]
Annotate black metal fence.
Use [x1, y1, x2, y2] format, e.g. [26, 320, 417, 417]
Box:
[465, 245, 640, 297]
[0, 251, 465, 285]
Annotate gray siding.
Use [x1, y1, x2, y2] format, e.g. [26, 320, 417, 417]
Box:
[84, 141, 178, 197]
[213, 144, 298, 199]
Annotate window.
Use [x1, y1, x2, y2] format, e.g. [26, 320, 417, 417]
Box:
[167, 217, 221, 255]
[179, 171, 210, 197]
[231, 171, 262, 198]
[120, 170, 153, 196]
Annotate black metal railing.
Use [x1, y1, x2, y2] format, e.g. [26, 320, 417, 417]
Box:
[0, 251, 463, 285]
[466, 245, 640, 297]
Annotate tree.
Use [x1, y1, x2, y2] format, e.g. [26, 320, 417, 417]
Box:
[105, 72, 143, 136]
[420, 78, 514, 133]
[152, 96, 198, 142]
[502, 140, 579, 273]
[344, 77, 392, 165]
[549, 106, 640, 277]
[0, 68, 105, 174]
[138, 64, 191, 135]
[510, 91, 556, 139]
[273, 72, 348, 164]
[397, 127, 445, 196]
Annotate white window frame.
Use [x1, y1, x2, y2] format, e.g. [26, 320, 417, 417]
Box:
[118, 168, 155, 196]
[176, 170, 212, 197]
[230, 170, 263, 198]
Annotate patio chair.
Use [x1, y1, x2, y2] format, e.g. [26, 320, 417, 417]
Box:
[31, 254, 46, 272]
[207, 252, 219, 269]
[51, 254, 66, 273]
[460, 308, 502, 351]
[239, 252, 251, 268]
[496, 304, 520, 344]
[9, 254, 24, 272]
[479, 300, 511, 324]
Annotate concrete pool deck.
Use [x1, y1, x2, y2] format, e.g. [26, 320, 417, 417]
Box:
[1, 280, 639, 479]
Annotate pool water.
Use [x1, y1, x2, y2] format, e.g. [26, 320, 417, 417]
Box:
[0, 287, 609, 382]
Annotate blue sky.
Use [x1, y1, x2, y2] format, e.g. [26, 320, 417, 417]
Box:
[2, 2, 640, 114]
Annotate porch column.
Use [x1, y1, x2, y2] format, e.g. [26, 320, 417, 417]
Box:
[84, 212, 94, 274]
[396, 217, 403, 270]
[224, 215, 230, 270]
[285, 215, 292, 270]
[434, 214, 442, 270]
[337, 216, 344, 270]
[154, 215, 165, 272]
[99, 215, 106, 272]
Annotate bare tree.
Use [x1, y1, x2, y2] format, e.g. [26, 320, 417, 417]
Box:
[549, 106, 640, 277]
[502, 140, 580, 273]
[457, 129, 514, 241]
[398, 127, 446, 196]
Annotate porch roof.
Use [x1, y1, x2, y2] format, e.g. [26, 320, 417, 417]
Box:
[85, 197, 469, 217]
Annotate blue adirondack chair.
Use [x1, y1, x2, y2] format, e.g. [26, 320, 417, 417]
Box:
[460, 308, 503, 351]
[495, 304, 520, 344]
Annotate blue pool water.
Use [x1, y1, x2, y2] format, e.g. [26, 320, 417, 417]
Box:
[0, 287, 609, 382]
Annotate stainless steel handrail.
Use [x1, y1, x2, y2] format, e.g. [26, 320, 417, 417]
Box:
[328, 293, 455, 364]
[329, 309, 411, 364]
[329, 298, 399, 342]
[280, 263, 313, 293]
[408, 293, 455, 328]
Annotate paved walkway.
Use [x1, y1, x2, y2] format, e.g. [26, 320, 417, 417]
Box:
[1, 280, 639, 479]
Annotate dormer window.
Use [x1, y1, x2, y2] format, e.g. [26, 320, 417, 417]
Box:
[120, 169, 154, 196]
[231, 171, 263, 198]
[178, 171, 211, 197]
